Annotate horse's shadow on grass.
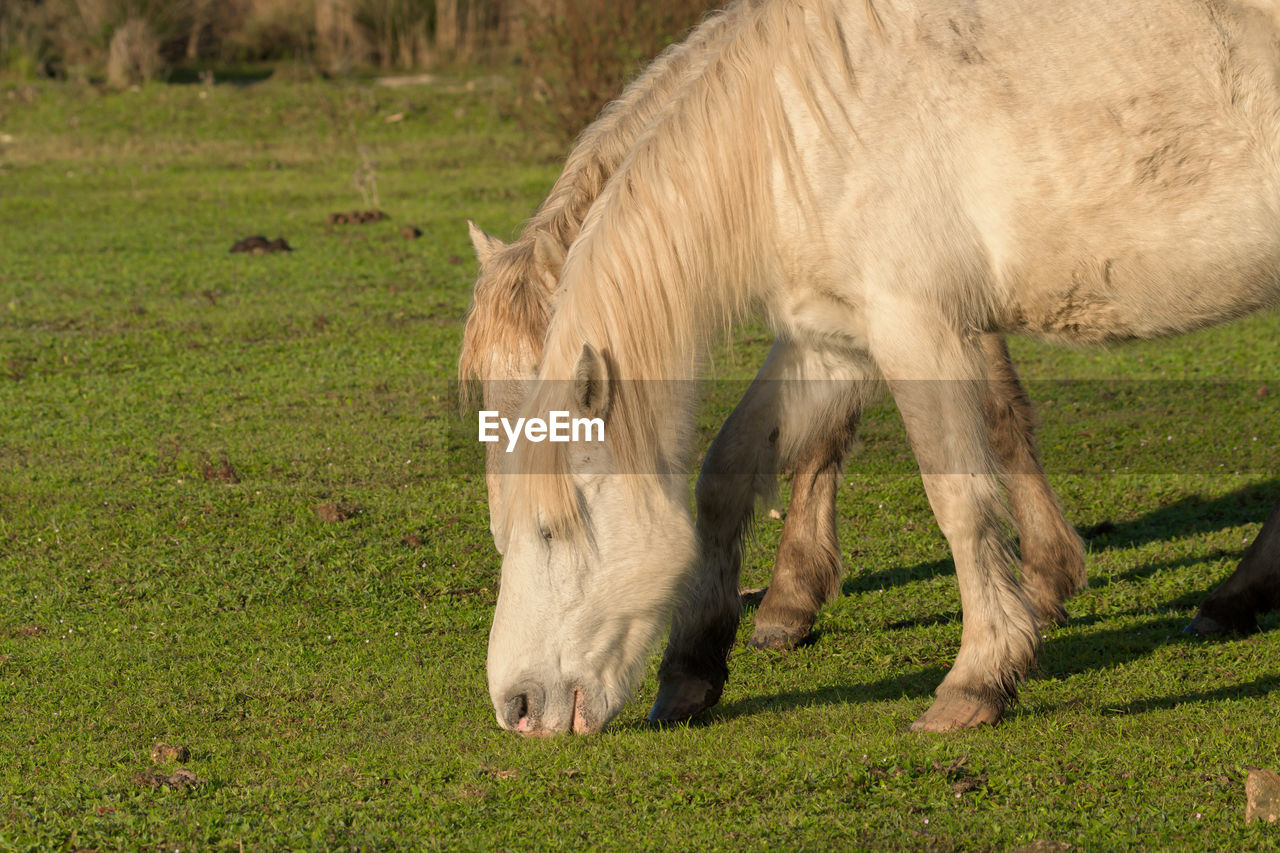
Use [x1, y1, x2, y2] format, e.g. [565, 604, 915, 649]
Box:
[711, 480, 1280, 724]
[837, 478, 1280, 598]
[710, 613, 1279, 724]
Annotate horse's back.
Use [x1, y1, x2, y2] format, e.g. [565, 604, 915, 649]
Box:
[799, 0, 1280, 344]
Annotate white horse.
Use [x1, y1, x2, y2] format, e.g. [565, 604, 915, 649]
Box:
[461, 0, 1084, 725]
[489, 0, 1280, 734]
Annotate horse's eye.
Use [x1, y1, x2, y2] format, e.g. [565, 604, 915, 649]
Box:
[540, 527, 553, 542]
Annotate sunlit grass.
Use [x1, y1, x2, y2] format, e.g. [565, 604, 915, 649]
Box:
[1, 77, 1278, 849]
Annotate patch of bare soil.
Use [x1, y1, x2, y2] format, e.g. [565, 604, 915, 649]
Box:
[328, 210, 388, 225]
[230, 235, 292, 254]
[201, 454, 240, 484]
[314, 502, 359, 523]
[400, 225, 422, 239]
[9, 625, 42, 638]
[150, 742, 190, 763]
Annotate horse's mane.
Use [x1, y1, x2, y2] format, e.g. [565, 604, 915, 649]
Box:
[511, 0, 878, 537]
[457, 3, 743, 395]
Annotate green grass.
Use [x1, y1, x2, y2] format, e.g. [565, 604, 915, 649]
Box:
[1, 76, 1279, 850]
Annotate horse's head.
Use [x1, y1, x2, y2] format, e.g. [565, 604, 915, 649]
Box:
[461, 221, 564, 552]
[487, 343, 696, 735]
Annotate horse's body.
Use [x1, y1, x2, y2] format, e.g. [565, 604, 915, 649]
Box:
[489, 0, 1280, 734]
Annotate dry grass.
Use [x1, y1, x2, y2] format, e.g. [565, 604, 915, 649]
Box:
[520, 0, 722, 139]
[0, 0, 625, 84]
[106, 17, 161, 87]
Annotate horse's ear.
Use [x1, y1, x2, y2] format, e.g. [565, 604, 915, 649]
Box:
[533, 231, 567, 282]
[573, 343, 611, 421]
[467, 220, 506, 269]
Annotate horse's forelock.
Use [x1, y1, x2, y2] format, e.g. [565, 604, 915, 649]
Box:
[458, 243, 551, 404]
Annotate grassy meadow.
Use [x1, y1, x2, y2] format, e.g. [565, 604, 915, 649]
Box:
[1, 74, 1279, 850]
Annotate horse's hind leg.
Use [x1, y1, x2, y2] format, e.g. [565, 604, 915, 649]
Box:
[748, 383, 864, 650]
[649, 342, 877, 722]
[979, 335, 1086, 625]
[751, 334, 1079, 647]
[1188, 498, 1280, 635]
[871, 317, 1038, 732]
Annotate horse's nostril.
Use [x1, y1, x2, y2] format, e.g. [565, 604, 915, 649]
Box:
[500, 683, 545, 734]
[502, 693, 527, 729]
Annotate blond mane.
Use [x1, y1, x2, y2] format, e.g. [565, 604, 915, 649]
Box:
[509, 0, 880, 536]
[457, 3, 743, 396]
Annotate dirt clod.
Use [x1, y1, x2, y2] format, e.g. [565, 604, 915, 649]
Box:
[328, 210, 388, 225]
[230, 235, 292, 254]
[150, 742, 190, 763]
[1246, 767, 1280, 823]
[951, 774, 987, 796]
[134, 767, 203, 789]
[402, 533, 423, 547]
[201, 454, 240, 484]
[400, 225, 422, 239]
[314, 502, 357, 523]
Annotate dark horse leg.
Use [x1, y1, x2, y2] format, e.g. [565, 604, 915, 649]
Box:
[650, 342, 877, 721]
[650, 335, 1085, 722]
[1188, 499, 1280, 635]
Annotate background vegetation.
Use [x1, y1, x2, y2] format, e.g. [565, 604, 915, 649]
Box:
[0, 12, 1279, 851]
[0, 0, 720, 135]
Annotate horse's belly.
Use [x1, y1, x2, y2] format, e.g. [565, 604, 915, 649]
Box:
[1008, 236, 1280, 344]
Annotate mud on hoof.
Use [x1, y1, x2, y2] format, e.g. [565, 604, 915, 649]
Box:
[746, 623, 813, 650]
[909, 691, 1004, 733]
[648, 676, 723, 724]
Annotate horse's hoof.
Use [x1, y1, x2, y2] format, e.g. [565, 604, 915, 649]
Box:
[909, 695, 1002, 733]
[1184, 615, 1225, 636]
[746, 625, 811, 650]
[1185, 610, 1258, 636]
[648, 676, 721, 723]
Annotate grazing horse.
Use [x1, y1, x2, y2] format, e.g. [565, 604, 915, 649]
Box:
[486, 0, 1280, 735]
[460, 0, 1085, 723]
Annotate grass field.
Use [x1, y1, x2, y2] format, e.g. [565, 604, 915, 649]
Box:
[1, 75, 1279, 850]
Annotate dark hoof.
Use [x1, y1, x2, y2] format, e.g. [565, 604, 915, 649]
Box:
[1184, 615, 1224, 636]
[1185, 610, 1258, 636]
[747, 625, 812, 651]
[648, 676, 722, 724]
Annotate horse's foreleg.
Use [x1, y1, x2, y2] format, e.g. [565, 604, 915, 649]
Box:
[649, 348, 785, 723]
[978, 335, 1086, 625]
[872, 321, 1038, 732]
[650, 342, 876, 722]
[1188, 498, 1280, 635]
